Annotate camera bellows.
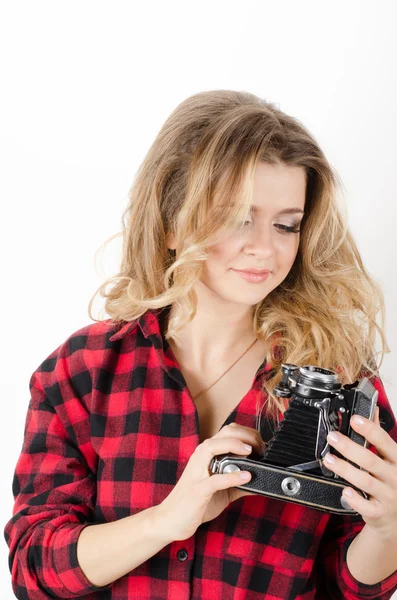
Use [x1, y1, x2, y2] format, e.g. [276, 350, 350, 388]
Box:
[263, 400, 320, 469]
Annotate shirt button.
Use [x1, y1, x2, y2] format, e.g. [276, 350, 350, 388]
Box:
[177, 548, 188, 561]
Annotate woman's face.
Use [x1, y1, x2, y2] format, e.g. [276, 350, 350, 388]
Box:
[198, 161, 307, 308]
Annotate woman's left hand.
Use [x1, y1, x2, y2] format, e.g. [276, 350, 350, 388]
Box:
[324, 406, 397, 540]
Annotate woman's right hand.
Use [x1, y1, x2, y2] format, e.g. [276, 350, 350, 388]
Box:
[156, 423, 265, 542]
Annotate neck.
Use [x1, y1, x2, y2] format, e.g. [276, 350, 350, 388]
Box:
[165, 290, 260, 373]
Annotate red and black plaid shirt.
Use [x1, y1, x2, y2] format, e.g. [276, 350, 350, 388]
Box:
[5, 307, 397, 599]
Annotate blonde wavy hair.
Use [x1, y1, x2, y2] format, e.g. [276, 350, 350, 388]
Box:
[88, 89, 389, 428]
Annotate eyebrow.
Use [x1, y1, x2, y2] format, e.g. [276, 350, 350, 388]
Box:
[250, 206, 305, 216]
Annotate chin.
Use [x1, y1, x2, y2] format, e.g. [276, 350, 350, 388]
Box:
[215, 289, 270, 306]
[200, 277, 276, 305]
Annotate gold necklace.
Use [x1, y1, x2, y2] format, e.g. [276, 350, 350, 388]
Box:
[192, 338, 258, 401]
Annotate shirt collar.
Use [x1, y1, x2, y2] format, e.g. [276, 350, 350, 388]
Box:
[108, 306, 274, 381]
[108, 307, 168, 343]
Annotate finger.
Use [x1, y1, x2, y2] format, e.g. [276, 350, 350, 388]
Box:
[218, 423, 265, 454]
[323, 450, 387, 499]
[226, 422, 265, 449]
[349, 413, 397, 464]
[326, 429, 392, 483]
[338, 486, 385, 520]
[206, 469, 252, 497]
[198, 436, 255, 478]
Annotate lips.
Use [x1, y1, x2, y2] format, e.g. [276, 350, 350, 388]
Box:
[230, 269, 271, 283]
[232, 269, 270, 275]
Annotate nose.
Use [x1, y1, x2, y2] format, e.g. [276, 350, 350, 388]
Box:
[243, 223, 276, 259]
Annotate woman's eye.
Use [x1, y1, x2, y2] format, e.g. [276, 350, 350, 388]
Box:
[236, 221, 301, 233]
[275, 224, 301, 234]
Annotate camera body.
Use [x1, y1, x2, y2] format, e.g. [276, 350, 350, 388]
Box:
[209, 364, 378, 514]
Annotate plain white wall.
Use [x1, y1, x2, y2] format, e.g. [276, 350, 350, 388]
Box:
[1, 1, 396, 598]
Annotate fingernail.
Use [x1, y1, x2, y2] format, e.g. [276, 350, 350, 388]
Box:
[328, 432, 339, 443]
[324, 452, 336, 464]
[240, 471, 251, 480]
[353, 415, 364, 426]
[243, 444, 252, 452]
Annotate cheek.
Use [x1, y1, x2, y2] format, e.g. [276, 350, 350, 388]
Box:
[207, 239, 240, 263]
[277, 236, 300, 260]
[285, 243, 300, 271]
[201, 244, 240, 282]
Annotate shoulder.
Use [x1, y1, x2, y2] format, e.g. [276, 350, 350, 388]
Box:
[29, 319, 139, 394]
[35, 319, 125, 363]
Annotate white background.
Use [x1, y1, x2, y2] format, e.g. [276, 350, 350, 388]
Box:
[1, 1, 396, 598]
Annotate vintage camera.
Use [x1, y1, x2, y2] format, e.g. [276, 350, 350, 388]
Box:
[210, 364, 378, 514]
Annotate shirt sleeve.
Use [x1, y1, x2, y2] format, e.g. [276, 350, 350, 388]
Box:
[314, 375, 397, 599]
[3, 342, 112, 599]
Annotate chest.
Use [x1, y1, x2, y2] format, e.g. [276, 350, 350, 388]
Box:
[179, 352, 266, 443]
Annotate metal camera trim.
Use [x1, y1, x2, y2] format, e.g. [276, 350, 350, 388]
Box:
[281, 476, 301, 497]
[298, 365, 339, 383]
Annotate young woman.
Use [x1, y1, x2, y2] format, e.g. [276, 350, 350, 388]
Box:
[5, 90, 397, 600]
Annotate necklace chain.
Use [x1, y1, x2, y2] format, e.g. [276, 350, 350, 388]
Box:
[192, 338, 258, 401]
